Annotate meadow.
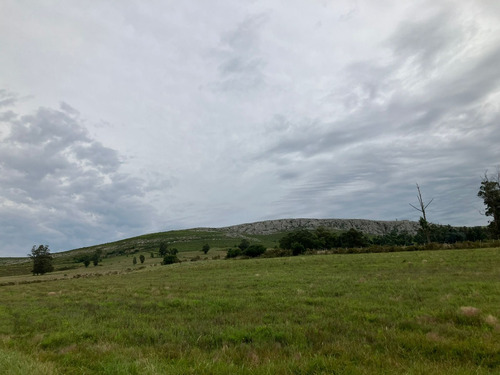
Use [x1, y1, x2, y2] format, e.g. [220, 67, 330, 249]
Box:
[0, 247, 499, 374]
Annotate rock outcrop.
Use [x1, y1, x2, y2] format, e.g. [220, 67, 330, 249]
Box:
[216, 218, 419, 236]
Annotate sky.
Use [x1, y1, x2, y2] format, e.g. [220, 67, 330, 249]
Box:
[1, 0, 499, 256]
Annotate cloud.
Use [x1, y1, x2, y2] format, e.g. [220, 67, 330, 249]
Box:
[0, 94, 159, 256]
[254, 5, 499, 226]
[212, 13, 268, 92]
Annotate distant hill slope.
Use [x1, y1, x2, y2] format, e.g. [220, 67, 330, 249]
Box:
[217, 218, 420, 236]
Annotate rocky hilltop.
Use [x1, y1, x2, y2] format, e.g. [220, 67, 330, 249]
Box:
[216, 218, 420, 236]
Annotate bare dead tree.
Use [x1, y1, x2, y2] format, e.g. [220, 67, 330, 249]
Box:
[409, 183, 433, 244]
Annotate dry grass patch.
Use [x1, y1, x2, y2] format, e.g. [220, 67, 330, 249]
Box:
[459, 306, 481, 317]
[484, 315, 499, 329]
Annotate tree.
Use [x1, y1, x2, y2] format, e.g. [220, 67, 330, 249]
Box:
[410, 183, 433, 244]
[238, 239, 250, 252]
[29, 245, 54, 275]
[139, 254, 145, 264]
[478, 171, 500, 238]
[159, 242, 168, 257]
[133, 256, 137, 265]
[201, 243, 210, 255]
[339, 228, 368, 248]
[91, 249, 102, 266]
[84, 257, 91, 267]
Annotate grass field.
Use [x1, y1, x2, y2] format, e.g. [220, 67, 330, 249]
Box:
[0, 247, 499, 374]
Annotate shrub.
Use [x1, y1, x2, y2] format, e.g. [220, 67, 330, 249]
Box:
[202, 244, 210, 254]
[244, 244, 266, 258]
[162, 254, 179, 265]
[139, 254, 145, 264]
[291, 242, 306, 256]
[226, 248, 242, 259]
[238, 239, 250, 251]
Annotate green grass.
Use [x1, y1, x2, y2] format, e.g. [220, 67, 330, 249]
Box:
[1, 248, 499, 374]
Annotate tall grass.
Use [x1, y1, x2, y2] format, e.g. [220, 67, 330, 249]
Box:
[1, 248, 499, 374]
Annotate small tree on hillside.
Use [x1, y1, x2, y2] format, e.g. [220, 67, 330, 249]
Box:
[133, 256, 137, 265]
[29, 245, 54, 275]
[202, 243, 210, 255]
[139, 254, 145, 264]
[238, 239, 250, 252]
[159, 242, 168, 257]
[91, 249, 102, 266]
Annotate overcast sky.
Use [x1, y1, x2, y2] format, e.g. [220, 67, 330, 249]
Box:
[1, 1, 499, 256]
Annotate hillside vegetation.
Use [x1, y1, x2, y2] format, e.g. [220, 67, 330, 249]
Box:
[0, 218, 419, 278]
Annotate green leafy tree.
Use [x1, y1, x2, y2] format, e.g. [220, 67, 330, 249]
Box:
[84, 257, 91, 267]
[91, 249, 102, 266]
[133, 256, 137, 265]
[478, 171, 500, 238]
[139, 254, 145, 264]
[29, 245, 54, 275]
[202, 243, 210, 255]
[159, 242, 168, 257]
[238, 239, 250, 251]
[339, 229, 368, 248]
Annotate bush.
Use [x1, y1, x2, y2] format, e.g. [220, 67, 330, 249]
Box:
[226, 248, 242, 259]
[291, 242, 306, 256]
[202, 244, 210, 254]
[244, 244, 267, 258]
[238, 239, 250, 251]
[162, 254, 180, 265]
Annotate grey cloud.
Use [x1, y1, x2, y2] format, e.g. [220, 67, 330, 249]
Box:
[0, 89, 18, 108]
[0, 96, 159, 256]
[254, 9, 499, 227]
[389, 11, 462, 71]
[212, 14, 268, 92]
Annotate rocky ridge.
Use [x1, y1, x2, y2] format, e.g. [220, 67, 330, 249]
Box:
[215, 218, 420, 236]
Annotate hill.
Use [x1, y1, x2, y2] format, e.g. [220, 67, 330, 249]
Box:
[217, 218, 419, 235]
[0, 217, 419, 277]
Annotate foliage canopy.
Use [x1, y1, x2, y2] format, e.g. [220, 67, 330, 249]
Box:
[29, 245, 54, 275]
